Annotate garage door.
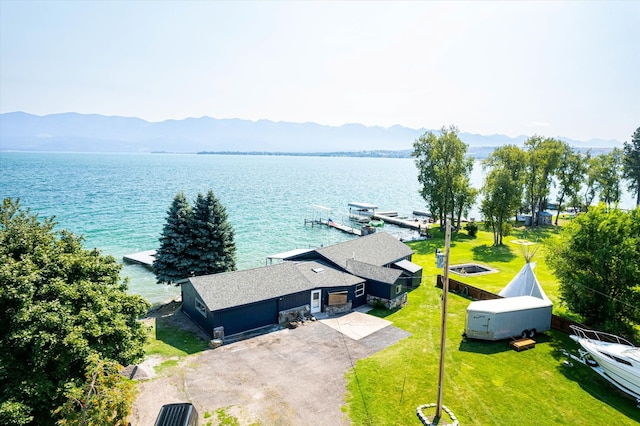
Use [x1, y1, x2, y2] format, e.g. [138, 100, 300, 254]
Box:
[219, 300, 278, 336]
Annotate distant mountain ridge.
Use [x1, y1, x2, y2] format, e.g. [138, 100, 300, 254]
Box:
[0, 111, 622, 154]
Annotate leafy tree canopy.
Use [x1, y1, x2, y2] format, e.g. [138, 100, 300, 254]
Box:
[622, 126, 640, 206]
[0, 198, 150, 425]
[545, 205, 640, 337]
[523, 136, 565, 225]
[413, 125, 474, 230]
[55, 354, 136, 426]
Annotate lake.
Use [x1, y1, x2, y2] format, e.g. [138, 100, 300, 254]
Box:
[1, 152, 634, 304]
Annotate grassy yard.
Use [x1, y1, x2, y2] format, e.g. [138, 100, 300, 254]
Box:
[346, 227, 640, 425]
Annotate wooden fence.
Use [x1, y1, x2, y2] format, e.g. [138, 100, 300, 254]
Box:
[436, 275, 584, 335]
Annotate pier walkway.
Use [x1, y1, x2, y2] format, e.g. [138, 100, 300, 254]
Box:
[373, 213, 430, 232]
[123, 250, 156, 267]
[305, 218, 362, 236]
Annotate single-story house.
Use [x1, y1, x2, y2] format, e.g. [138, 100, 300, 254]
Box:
[182, 232, 422, 339]
[285, 231, 422, 304]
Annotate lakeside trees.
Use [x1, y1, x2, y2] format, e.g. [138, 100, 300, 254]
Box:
[523, 136, 565, 226]
[413, 125, 476, 230]
[591, 148, 624, 207]
[622, 127, 640, 206]
[0, 198, 149, 425]
[480, 145, 525, 245]
[546, 205, 640, 336]
[152, 192, 193, 284]
[553, 145, 586, 225]
[153, 190, 236, 284]
[187, 191, 237, 276]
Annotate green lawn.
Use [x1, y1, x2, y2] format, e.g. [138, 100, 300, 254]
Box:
[346, 227, 640, 425]
[144, 314, 209, 359]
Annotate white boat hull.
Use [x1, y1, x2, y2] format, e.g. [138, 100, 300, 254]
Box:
[578, 338, 640, 397]
[570, 326, 640, 401]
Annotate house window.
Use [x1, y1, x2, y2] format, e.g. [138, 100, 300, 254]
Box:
[355, 283, 365, 297]
[195, 298, 207, 318]
[396, 284, 402, 295]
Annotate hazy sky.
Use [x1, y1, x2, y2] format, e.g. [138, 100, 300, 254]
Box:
[1, 1, 638, 142]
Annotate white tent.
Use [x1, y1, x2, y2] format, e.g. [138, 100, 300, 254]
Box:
[498, 262, 551, 302]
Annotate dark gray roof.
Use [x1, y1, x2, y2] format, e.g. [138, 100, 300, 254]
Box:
[296, 261, 365, 289]
[394, 259, 422, 274]
[189, 261, 364, 311]
[345, 259, 402, 284]
[315, 231, 413, 269]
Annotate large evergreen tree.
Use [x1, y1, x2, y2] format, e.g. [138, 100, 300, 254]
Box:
[154, 191, 236, 283]
[622, 126, 640, 206]
[0, 198, 149, 425]
[187, 190, 237, 276]
[153, 192, 193, 284]
[546, 205, 640, 336]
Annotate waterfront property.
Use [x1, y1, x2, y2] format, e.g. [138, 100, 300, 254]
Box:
[181, 232, 422, 339]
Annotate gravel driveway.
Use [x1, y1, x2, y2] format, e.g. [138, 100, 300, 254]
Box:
[130, 309, 411, 425]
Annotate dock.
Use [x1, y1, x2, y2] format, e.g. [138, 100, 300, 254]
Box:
[323, 219, 362, 236]
[373, 213, 429, 231]
[123, 250, 156, 267]
[305, 202, 433, 237]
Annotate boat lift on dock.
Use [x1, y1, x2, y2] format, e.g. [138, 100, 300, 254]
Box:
[305, 202, 431, 238]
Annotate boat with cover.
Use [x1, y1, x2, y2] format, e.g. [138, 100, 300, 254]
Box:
[570, 325, 640, 399]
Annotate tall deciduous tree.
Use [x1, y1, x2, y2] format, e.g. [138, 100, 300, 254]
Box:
[592, 149, 623, 207]
[153, 192, 193, 284]
[481, 164, 522, 246]
[187, 190, 237, 276]
[483, 144, 527, 220]
[546, 205, 640, 335]
[413, 125, 474, 230]
[554, 144, 586, 225]
[0, 198, 149, 425]
[582, 150, 598, 209]
[523, 136, 565, 226]
[622, 127, 640, 206]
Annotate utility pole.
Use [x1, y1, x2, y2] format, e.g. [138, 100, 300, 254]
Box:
[435, 218, 451, 421]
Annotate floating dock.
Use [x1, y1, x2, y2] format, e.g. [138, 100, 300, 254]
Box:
[123, 250, 156, 267]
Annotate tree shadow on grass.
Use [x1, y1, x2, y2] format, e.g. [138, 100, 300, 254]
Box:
[471, 243, 517, 263]
[148, 302, 209, 355]
[408, 231, 472, 256]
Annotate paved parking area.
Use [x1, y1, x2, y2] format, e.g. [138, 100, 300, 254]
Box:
[131, 312, 411, 425]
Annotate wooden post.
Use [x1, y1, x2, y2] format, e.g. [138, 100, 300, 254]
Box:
[435, 219, 451, 420]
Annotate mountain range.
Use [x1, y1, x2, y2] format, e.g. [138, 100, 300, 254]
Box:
[0, 111, 623, 155]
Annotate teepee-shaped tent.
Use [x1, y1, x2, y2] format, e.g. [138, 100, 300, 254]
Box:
[498, 240, 550, 302]
[498, 262, 550, 301]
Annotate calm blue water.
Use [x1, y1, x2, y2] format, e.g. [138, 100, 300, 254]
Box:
[1, 152, 634, 304]
[0, 153, 432, 304]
